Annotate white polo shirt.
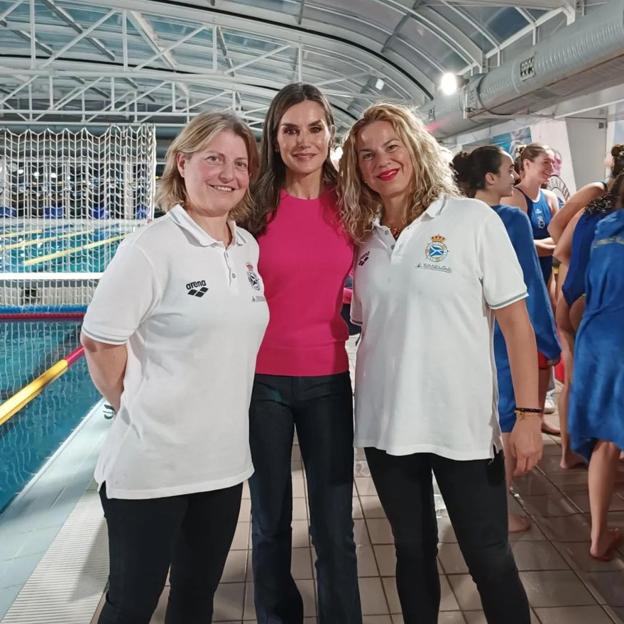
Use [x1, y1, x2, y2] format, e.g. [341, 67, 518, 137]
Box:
[82, 205, 269, 499]
[352, 195, 527, 460]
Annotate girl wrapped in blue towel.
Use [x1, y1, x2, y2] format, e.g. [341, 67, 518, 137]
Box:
[569, 172, 624, 561]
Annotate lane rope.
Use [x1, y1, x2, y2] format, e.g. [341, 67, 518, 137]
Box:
[0, 346, 85, 427]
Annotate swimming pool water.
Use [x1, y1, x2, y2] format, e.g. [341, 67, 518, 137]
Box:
[0, 321, 101, 512]
[0, 224, 128, 273]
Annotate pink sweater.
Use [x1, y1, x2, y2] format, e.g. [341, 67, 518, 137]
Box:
[256, 189, 354, 376]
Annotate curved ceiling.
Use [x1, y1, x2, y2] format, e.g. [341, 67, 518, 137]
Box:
[0, 0, 576, 137]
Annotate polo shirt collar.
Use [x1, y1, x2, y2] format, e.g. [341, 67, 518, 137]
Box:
[424, 195, 447, 219]
[169, 204, 245, 247]
[372, 194, 448, 234]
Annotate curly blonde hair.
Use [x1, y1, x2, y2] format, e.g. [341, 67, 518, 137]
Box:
[155, 111, 259, 222]
[338, 103, 458, 243]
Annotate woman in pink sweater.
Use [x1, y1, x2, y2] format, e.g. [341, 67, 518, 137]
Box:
[243, 83, 361, 624]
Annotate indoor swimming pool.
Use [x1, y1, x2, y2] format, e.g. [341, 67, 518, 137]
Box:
[0, 320, 100, 512]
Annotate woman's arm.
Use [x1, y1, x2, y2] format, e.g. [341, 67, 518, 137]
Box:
[535, 237, 556, 257]
[494, 300, 543, 475]
[81, 332, 127, 412]
[553, 209, 583, 266]
[548, 183, 603, 242]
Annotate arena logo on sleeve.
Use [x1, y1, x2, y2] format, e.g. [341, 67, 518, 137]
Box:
[358, 251, 370, 266]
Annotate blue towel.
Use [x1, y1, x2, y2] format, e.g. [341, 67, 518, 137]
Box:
[569, 210, 624, 459]
[492, 205, 561, 432]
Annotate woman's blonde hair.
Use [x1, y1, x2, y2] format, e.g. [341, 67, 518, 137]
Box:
[338, 103, 458, 243]
[155, 111, 259, 221]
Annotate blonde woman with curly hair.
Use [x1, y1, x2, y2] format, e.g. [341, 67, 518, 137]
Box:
[81, 111, 268, 624]
[338, 103, 542, 624]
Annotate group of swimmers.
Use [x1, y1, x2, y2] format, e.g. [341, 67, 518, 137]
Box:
[80, 82, 623, 624]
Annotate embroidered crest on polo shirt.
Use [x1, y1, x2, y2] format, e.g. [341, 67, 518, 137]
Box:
[416, 234, 452, 273]
[186, 280, 208, 297]
[246, 263, 261, 291]
[425, 234, 448, 263]
[358, 251, 370, 266]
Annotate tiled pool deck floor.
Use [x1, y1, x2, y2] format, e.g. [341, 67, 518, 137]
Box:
[2, 339, 624, 623]
[84, 431, 624, 624]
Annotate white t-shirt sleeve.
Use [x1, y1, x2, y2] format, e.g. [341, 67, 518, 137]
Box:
[82, 241, 160, 344]
[478, 211, 528, 310]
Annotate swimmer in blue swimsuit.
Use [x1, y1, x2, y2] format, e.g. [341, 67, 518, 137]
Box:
[508, 144, 559, 287]
[453, 145, 561, 534]
[504, 143, 560, 434]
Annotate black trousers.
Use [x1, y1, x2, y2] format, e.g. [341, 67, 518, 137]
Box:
[97, 481, 242, 624]
[249, 373, 362, 624]
[365, 448, 530, 624]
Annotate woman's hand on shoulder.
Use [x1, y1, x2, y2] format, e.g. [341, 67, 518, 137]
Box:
[509, 416, 543, 476]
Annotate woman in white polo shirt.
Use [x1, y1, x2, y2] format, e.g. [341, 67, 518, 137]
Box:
[81, 112, 269, 624]
[338, 104, 543, 624]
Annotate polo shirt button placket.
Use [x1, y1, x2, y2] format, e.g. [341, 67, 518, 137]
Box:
[223, 249, 233, 286]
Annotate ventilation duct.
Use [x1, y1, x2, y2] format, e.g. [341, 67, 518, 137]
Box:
[420, 0, 624, 138]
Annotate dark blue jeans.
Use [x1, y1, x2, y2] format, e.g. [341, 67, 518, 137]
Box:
[365, 448, 530, 624]
[249, 372, 362, 624]
[97, 482, 242, 624]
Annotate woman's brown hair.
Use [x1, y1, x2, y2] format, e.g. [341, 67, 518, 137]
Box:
[244, 83, 337, 237]
[513, 142, 550, 175]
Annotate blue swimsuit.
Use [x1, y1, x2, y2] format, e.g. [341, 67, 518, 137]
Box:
[561, 212, 603, 306]
[516, 188, 554, 285]
[562, 183, 610, 306]
[492, 205, 561, 432]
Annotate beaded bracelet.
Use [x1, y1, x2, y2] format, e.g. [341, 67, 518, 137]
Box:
[514, 407, 543, 420]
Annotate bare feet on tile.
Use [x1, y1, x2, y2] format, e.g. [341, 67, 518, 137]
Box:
[590, 527, 623, 561]
[541, 420, 561, 436]
[508, 512, 532, 534]
[560, 450, 586, 470]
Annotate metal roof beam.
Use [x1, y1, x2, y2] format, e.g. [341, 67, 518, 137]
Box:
[137, 24, 205, 70]
[452, 0, 569, 7]
[85, 78, 168, 121]
[225, 43, 291, 75]
[0, 0, 23, 22]
[0, 8, 116, 105]
[39, 0, 116, 61]
[215, 26, 242, 110]
[64, 0, 426, 100]
[7, 27, 53, 55]
[127, 10, 175, 69]
[440, 1, 499, 48]
[416, 5, 485, 69]
[297, 0, 305, 25]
